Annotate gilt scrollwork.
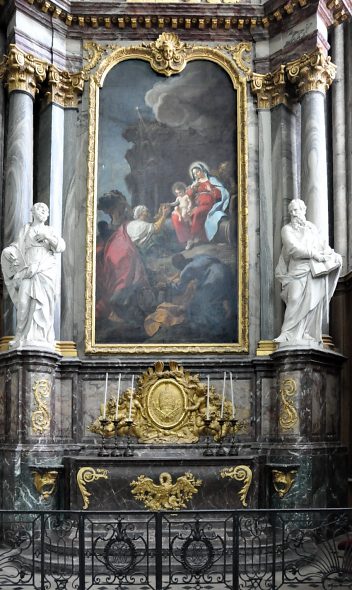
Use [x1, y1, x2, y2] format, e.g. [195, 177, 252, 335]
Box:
[220, 465, 252, 507]
[279, 378, 298, 431]
[77, 467, 109, 510]
[31, 379, 51, 435]
[131, 471, 202, 510]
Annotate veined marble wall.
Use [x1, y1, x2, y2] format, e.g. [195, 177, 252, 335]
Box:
[0, 0, 351, 511]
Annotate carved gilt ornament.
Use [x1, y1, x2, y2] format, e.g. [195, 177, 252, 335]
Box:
[287, 48, 336, 97]
[85, 34, 249, 355]
[31, 379, 51, 435]
[220, 465, 252, 507]
[46, 65, 85, 108]
[77, 467, 109, 510]
[251, 65, 287, 109]
[279, 378, 298, 432]
[32, 470, 58, 501]
[89, 362, 248, 444]
[272, 468, 298, 498]
[0, 45, 47, 98]
[131, 471, 202, 510]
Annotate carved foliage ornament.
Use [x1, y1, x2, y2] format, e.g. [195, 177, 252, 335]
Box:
[31, 378, 51, 434]
[131, 471, 202, 510]
[251, 49, 336, 109]
[286, 48, 336, 97]
[221, 465, 252, 507]
[77, 467, 109, 510]
[0, 45, 84, 106]
[279, 378, 298, 431]
[46, 65, 84, 108]
[1, 45, 47, 97]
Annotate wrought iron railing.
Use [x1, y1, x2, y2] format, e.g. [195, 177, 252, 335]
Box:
[0, 508, 351, 589]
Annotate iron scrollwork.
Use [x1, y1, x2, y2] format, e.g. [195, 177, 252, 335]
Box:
[169, 515, 225, 585]
[92, 517, 148, 584]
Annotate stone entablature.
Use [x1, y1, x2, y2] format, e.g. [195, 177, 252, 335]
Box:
[6, 0, 351, 36]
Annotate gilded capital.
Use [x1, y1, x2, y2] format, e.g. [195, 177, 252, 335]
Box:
[5, 45, 47, 98]
[45, 65, 84, 108]
[251, 65, 287, 109]
[286, 48, 336, 97]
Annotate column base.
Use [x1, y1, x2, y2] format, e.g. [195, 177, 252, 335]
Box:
[256, 340, 277, 356]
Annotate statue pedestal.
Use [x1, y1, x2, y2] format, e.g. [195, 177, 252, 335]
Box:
[264, 347, 347, 508]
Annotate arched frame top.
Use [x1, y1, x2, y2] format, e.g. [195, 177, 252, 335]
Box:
[85, 36, 249, 355]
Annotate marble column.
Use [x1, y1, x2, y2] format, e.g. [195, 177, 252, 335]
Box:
[287, 49, 336, 245]
[251, 68, 299, 347]
[1, 46, 47, 339]
[331, 25, 347, 272]
[346, 22, 352, 271]
[39, 66, 84, 355]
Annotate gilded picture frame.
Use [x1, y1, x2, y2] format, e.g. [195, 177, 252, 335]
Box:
[85, 34, 250, 354]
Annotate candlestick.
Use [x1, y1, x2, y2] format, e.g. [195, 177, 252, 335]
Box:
[115, 373, 121, 420]
[128, 375, 134, 420]
[220, 372, 226, 418]
[206, 375, 210, 420]
[230, 372, 235, 418]
[103, 372, 108, 419]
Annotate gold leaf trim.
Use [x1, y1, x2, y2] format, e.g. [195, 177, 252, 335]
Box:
[84, 35, 249, 355]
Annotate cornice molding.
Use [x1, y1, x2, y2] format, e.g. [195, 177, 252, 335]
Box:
[15, 0, 351, 33]
[286, 47, 336, 96]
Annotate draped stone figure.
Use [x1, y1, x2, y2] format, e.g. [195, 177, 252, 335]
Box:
[1, 203, 65, 350]
[275, 199, 341, 346]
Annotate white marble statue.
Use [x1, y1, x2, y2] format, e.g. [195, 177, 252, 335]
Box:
[275, 198, 342, 347]
[1, 203, 65, 350]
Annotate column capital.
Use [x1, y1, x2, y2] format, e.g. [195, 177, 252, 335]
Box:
[2, 45, 47, 98]
[251, 65, 287, 109]
[45, 65, 84, 108]
[286, 48, 336, 98]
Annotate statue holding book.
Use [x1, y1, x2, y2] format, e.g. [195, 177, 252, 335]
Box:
[275, 198, 341, 346]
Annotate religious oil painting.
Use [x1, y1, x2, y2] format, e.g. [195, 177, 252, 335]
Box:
[86, 44, 248, 354]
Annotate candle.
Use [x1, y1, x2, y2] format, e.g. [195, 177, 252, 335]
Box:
[115, 373, 121, 420]
[220, 372, 226, 418]
[206, 375, 210, 420]
[128, 375, 134, 420]
[230, 372, 235, 418]
[103, 372, 108, 419]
